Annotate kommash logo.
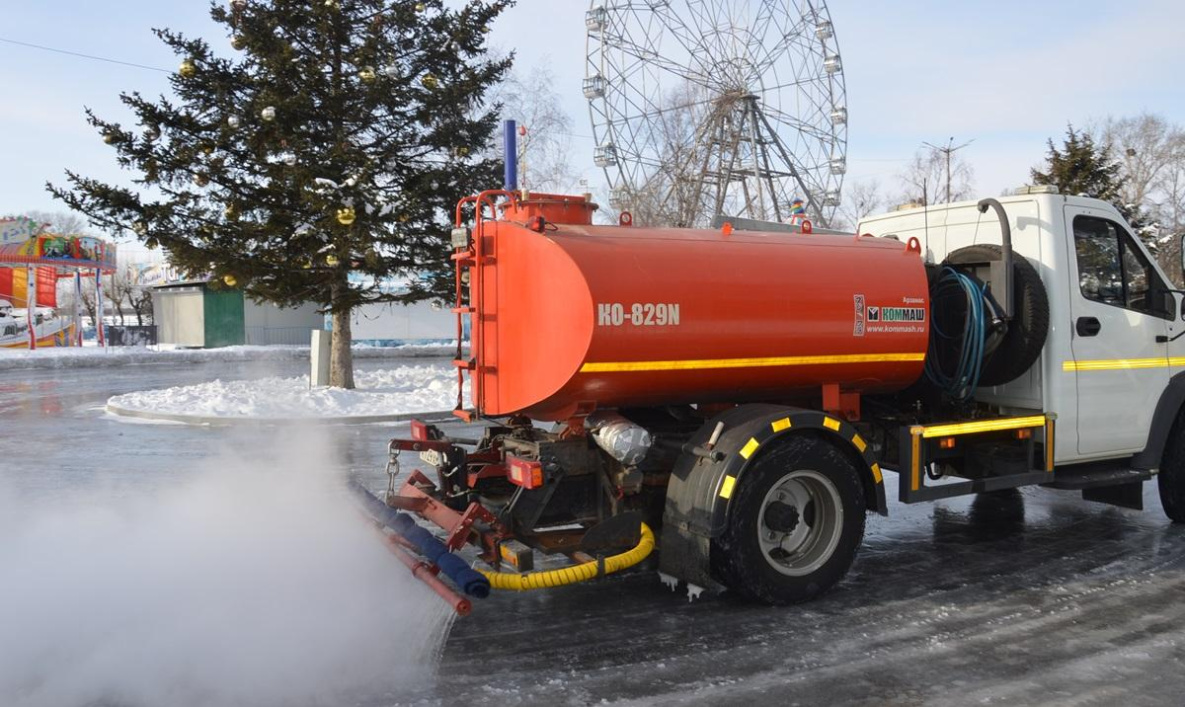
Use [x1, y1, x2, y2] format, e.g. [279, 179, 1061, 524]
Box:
[867, 306, 925, 323]
[855, 298, 927, 335]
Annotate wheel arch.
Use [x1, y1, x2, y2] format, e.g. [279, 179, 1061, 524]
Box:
[1133, 370, 1185, 470]
[709, 409, 887, 537]
[660, 404, 884, 592]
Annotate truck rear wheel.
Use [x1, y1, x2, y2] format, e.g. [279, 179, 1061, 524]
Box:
[1158, 414, 1185, 522]
[711, 436, 865, 605]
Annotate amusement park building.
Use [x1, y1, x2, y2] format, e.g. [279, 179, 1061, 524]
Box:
[152, 280, 323, 348]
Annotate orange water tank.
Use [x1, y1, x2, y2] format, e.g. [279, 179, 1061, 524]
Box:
[465, 196, 930, 421]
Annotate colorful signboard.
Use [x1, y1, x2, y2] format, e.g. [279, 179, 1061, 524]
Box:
[0, 217, 47, 246]
[0, 233, 117, 271]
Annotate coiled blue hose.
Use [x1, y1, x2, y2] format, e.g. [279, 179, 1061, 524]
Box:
[925, 266, 988, 401]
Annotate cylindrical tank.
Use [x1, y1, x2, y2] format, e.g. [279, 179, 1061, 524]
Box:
[468, 200, 929, 421]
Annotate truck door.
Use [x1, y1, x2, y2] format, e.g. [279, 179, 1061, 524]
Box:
[1066, 206, 1171, 456]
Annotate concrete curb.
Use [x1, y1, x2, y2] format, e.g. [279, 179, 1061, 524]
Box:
[105, 402, 456, 427]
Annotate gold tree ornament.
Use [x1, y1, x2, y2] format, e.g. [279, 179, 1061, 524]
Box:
[420, 73, 438, 89]
[179, 59, 197, 78]
[415, 2, 426, 11]
[324, 0, 339, 8]
[103, 132, 117, 145]
[260, 105, 277, 121]
[231, 35, 247, 50]
[193, 173, 210, 187]
[325, 254, 340, 266]
[223, 274, 237, 287]
[335, 207, 356, 225]
[359, 66, 376, 82]
[227, 114, 241, 129]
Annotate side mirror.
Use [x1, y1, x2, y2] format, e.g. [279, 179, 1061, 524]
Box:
[1179, 233, 1185, 287]
[1179, 234, 1185, 319]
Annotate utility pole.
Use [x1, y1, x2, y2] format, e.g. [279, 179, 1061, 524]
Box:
[922, 137, 974, 203]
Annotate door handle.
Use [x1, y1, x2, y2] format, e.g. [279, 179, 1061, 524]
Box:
[1076, 317, 1101, 337]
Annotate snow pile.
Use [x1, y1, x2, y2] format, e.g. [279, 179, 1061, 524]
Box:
[107, 363, 464, 422]
[0, 429, 454, 706]
[0, 342, 457, 370]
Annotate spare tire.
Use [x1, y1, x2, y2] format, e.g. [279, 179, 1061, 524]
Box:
[944, 244, 1049, 387]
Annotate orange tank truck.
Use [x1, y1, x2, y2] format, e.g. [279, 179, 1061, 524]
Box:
[466, 192, 930, 420]
[372, 189, 1059, 610]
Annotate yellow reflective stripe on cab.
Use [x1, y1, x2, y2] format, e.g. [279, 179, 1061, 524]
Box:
[581, 352, 925, 374]
[1064, 357, 1181, 372]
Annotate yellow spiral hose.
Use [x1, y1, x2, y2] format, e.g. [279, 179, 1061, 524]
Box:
[479, 522, 655, 591]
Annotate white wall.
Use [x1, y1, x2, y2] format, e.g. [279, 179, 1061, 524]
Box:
[243, 300, 324, 345]
[154, 288, 204, 347]
[349, 301, 455, 341]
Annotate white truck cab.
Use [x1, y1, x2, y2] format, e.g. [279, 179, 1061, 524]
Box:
[860, 188, 1185, 480]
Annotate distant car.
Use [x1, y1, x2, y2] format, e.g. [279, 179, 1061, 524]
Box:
[0, 301, 18, 337]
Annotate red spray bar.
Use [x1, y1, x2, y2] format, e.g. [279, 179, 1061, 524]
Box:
[368, 523, 472, 617]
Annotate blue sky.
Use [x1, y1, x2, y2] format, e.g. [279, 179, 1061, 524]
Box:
[2, 0, 1183, 251]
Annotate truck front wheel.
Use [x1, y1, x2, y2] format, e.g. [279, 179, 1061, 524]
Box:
[711, 436, 866, 604]
[1158, 414, 1185, 522]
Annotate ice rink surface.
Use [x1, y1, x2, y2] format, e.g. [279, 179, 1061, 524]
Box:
[4, 361, 1185, 706]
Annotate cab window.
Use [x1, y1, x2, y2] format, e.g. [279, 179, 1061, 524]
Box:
[1073, 215, 1170, 318]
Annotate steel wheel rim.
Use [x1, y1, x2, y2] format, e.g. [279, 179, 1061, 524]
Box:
[756, 468, 843, 576]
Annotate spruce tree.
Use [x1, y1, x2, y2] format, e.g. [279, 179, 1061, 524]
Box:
[51, 0, 512, 388]
[1032, 124, 1143, 229]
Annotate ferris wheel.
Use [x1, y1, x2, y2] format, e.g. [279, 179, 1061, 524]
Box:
[585, 0, 847, 227]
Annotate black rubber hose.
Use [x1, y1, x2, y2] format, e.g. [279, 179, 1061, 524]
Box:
[346, 480, 491, 599]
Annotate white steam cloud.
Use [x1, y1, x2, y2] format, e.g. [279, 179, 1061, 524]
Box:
[0, 429, 454, 707]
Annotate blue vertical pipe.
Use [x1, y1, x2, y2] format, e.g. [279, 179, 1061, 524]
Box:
[503, 119, 517, 191]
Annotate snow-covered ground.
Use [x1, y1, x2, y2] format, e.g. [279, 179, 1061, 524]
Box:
[106, 363, 464, 422]
[0, 342, 457, 370]
[9, 363, 1185, 705]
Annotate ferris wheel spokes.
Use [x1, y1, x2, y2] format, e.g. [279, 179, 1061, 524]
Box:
[587, 0, 847, 225]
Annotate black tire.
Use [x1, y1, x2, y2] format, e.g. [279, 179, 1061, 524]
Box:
[1159, 413, 1185, 522]
[710, 436, 865, 605]
[945, 244, 1050, 387]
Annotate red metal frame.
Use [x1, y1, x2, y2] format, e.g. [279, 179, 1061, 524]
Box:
[391, 470, 507, 563]
[452, 190, 518, 420]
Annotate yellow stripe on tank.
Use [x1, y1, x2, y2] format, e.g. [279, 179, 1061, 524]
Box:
[580, 352, 926, 374]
